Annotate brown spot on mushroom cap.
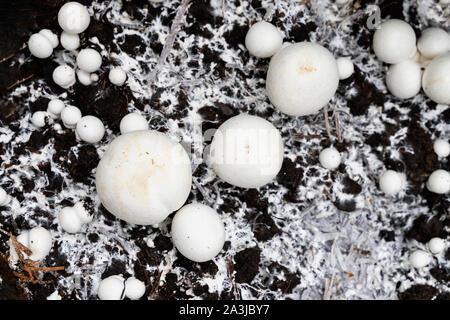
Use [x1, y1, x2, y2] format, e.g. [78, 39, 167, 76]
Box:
[297, 64, 317, 74]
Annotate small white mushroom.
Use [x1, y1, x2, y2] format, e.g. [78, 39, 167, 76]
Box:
[336, 57, 354, 80]
[109, 67, 127, 86]
[39, 29, 59, 49]
[61, 106, 82, 129]
[58, 2, 91, 34]
[171, 203, 225, 262]
[417, 28, 450, 60]
[209, 114, 284, 188]
[409, 250, 431, 269]
[245, 21, 283, 58]
[427, 237, 446, 255]
[58, 207, 83, 234]
[386, 60, 422, 99]
[124, 277, 146, 300]
[379, 170, 404, 195]
[319, 147, 341, 170]
[9, 227, 53, 263]
[97, 275, 125, 300]
[76, 69, 93, 86]
[77, 49, 102, 73]
[28, 33, 53, 59]
[60, 31, 80, 51]
[119, 113, 149, 134]
[422, 52, 450, 105]
[53, 65, 76, 89]
[372, 19, 416, 64]
[433, 139, 450, 158]
[76, 115, 105, 143]
[426, 169, 450, 194]
[266, 42, 339, 116]
[31, 111, 49, 128]
[47, 99, 65, 119]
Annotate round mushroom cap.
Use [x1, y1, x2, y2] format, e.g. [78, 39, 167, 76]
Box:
[422, 52, 450, 105]
[97, 275, 125, 300]
[171, 203, 225, 262]
[266, 42, 339, 116]
[28, 33, 53, 59]
[58, 2, 90, 34]
[209, 114, 284, 188]
[386, 60, 422, 99]
[245, 21, 283, 58]
[417, 27, 450, 60]
[373, 19, 416, 64]
[95, 130, 192, 225]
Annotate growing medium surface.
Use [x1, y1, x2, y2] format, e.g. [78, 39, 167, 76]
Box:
[0, 0, 449, 300]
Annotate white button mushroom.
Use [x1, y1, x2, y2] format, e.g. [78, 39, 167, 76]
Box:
[386, 60, 422, 99]
[46, 291, 62, 300]
[58, 2, 90, 34]
[336, 57, 354, 80]
[76, 69, 93, 86]
[209, 114, 284, 188]
[266, 42, 339, 116]
[97, 275, 125, 300]
[171, 203, 225, 262]
[319, 147, 341, 170]
[124, 277, 146, 300]
[47, 99, 65, 119]
[245, 21, 283, 58]
[95, 130, 192, 225]
[90, 73, 99, 82]
[426, 169, 450, 194]
[61, 105, 82, 129]
[379, 170, 404, 195]
[372, 19, 416, 64]
[28, 33, 53, 59]
[417, 28, 450, 60]
[422, 53, 450, 105]
[109, 67, 127, 86]
[0, 187, 11, 206]
[427, 237, 446, 255]
[75, 115, 105, 143]
[31, 111, 49, 128]
[9, 227, 53, 262]
[53, 65, 76, 89]
[119, 113, 149, 134]
[60, 31, 80, 51]
[409, 250, 431, 269]
[39, 29, 59, 49]
[58, 201, 93, 233]
[77, 49, 102, 73]
[58, 206, 83, 234]
[433, 139, 450, 158]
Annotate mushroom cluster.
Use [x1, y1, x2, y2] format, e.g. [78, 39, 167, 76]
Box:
[373, 19, 450, 103]
[97, 275, 146, 300]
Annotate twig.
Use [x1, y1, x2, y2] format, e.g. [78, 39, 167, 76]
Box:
[323, 105, 333, 140]
[226, 258, 240, 300]
[6, 74, 34, 90]
[323, 273, 335, 300]
[332, 106, 342, 143]
[149, 270, 162, 299]
[0, 43, 27, 63]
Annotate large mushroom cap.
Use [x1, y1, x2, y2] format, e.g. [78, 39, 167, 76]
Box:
[95, 130, 192, 225]
[266, 42, 339, 116]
